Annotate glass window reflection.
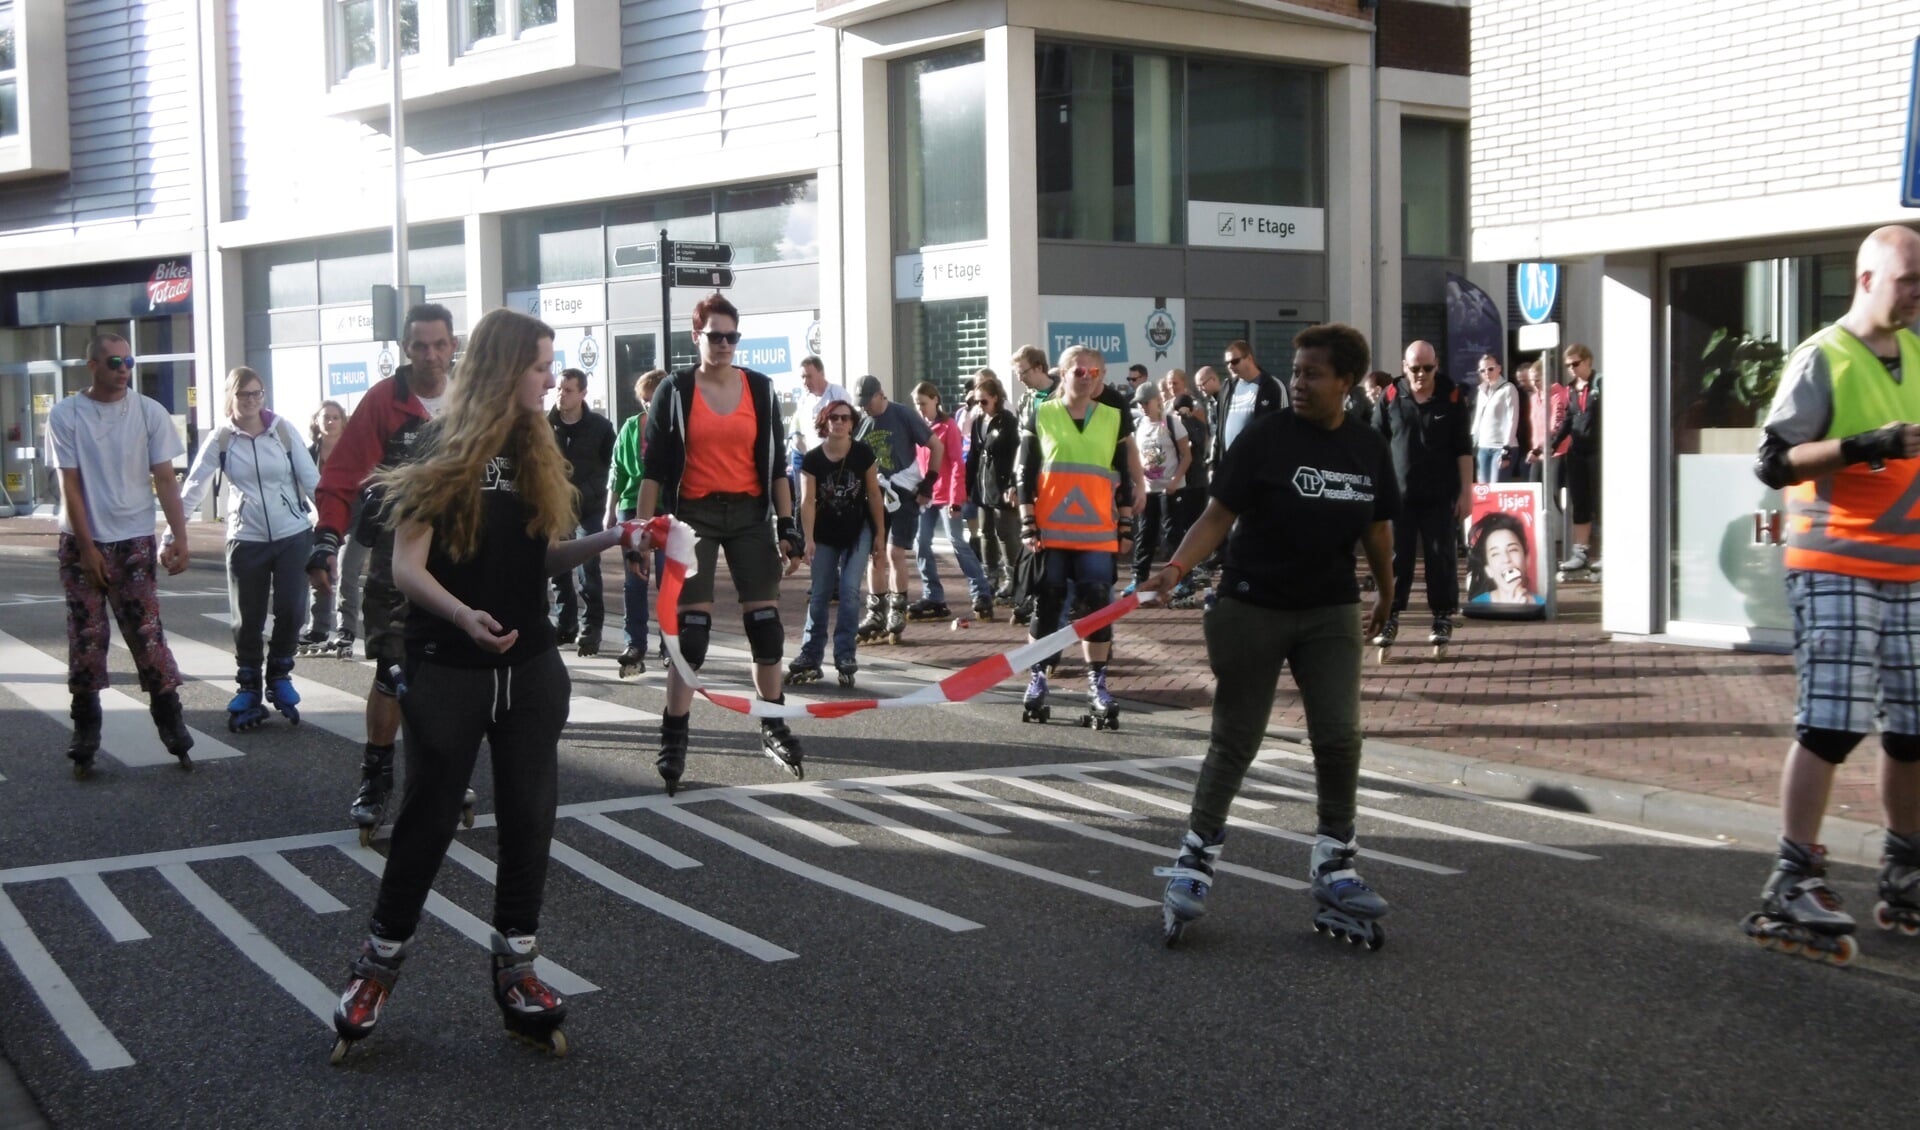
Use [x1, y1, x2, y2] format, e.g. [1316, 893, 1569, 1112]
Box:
[1035, 44, 1182, 244]
[891, 47, 988, 250]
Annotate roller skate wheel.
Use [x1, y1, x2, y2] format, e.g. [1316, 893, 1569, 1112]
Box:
[461, 806, 475, 830]
[1163, 920, 1187, 948]
[357, 825, 377, 848]
[72, 761, 92, 781]
[329, 1038, 352, 1066]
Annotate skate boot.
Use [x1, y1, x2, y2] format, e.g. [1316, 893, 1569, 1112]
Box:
[1154, 828, 1226, 946]
[491, 931, 568, 1056]
[1310, 833, 1388, 950]
[66, 692, 102, 780]
[265, 657, 301, 725]
[1556, 543, 1592, 582]
[971, 595, 994, 624]
[1020, 668, 1050, 724]
[906, 598, 948, 622]
[657, 712, 689, 796]
[1428, 613, 1455, 660]
[1079, 665, 1120, 731]
[149, 689, 193, 770]
[324, 628, 357, 659]
[855, 593, 889, 644]
[295, 628, 331, 658]
[1167, 580, 1201, 609]
[577, 630, 600, 658]
[554, 624, 577, 647]
[760, 703, 805, 780]
[1370, 613, 1399, 663]
[461, 787, 477, 830]
[1874, 830, 1920, 936]
[227, 667, 270, 732]
[329, 935, 405, 1064]
[1741, 838, 1858, 964]
[784, 659, 824, 686]
[616, 645, 646, 679]
[885, 593, 908, 645]
[835, 659, 858, 688]
[349, 743, 396, 846]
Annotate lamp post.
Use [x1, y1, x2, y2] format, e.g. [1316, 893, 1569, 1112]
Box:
[389, 0, 408, 327]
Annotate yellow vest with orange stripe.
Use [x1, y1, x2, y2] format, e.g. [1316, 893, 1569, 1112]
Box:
[1784, 325, 1920, 581]
[1035, 398, 1122, 552]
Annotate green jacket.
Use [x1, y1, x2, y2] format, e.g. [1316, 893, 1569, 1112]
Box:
[609, 411, 645, 511]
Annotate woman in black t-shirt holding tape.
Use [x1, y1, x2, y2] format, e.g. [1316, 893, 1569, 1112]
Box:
[1138, 323, 1402, 952]
[328, 308, 641, 1062]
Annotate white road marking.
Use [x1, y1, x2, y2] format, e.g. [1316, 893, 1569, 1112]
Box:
[0, 887, 134, 1070]
[65, 874, 149, 942]
[0, 628, 242, 767]
[249, 852, 348, 914]
[543, 839, 797, 963]
[990, 776, 1143, 819]
[162, 629, 366, 744]
[155, 863, 336, 1027]
[574, 812, 702, 869]
[721, 792, 860, 847]
[837, 782, 1012, 835]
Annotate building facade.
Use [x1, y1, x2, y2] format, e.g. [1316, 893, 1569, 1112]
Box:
[1471, 0, 1919, 649]
[0, 0, 1484, 516]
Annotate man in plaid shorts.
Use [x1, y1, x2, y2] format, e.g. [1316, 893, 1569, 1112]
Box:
[1749, 225, 1920, 961]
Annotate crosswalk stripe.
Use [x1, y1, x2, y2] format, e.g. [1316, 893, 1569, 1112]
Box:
[543, 839, 797, 963]
[66, 874, 150, 943]
[0, 628, 242, 767]
[155, 863, 336, 1028]
[991, 776, 1143, 819]
[720, 793, 860, 847]
[1108, 766, 1278, 810]
[249, 852, 349, 914]
[837, 782, 1012, 835]
[162, 629, 367, 744]
[0, 886, 135, 1071]
[574, 812, 702, 869]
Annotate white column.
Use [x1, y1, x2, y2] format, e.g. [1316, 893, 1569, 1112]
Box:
[986, 25, 1039, 370]
[1325, 63, 1374, 334]
[813, 26, 846, 377]
[1376, 98, 1404, 359]
[838, 48, 893, 384]
[1599, 253, 1659, 636]
[464, 213, 503, 321]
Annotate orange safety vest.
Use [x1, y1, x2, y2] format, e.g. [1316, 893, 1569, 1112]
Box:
[1783, 325, 1920, 581]
[1034, 397, 1122, 552]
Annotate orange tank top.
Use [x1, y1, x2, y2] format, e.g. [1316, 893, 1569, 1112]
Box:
[681, 381, 761, 499]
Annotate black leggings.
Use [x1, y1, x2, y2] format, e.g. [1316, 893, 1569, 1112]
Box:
[371, 647, 569, 940]
[1564, 450, 1597, 526]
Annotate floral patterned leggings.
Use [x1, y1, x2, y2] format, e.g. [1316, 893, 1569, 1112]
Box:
[58, 534, 183, 697]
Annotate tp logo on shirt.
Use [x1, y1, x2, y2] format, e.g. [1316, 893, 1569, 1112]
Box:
[1293, 466, 1374, 502]
[1294, 468, 1325, 497]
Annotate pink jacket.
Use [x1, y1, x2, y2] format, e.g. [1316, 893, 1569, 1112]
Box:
[916, 415, 966, 506]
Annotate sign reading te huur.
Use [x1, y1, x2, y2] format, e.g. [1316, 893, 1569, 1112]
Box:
[1186, 201, 1326, 252]
[327, 361, 370, 398]
[1516, 263, 1559, 325]
[505, 284, 608, 326]
[1040, 296, 1187, 367]
[893, 242, 990, 301]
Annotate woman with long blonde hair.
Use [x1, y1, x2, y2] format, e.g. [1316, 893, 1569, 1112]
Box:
[329, 307, 641, 1062]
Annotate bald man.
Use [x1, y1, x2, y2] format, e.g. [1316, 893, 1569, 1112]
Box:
[1369, 340, 1473, 652]
[1747, 224, 1920, 961]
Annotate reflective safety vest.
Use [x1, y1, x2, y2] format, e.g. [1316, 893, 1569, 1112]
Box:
[1784, 325, 1920, 581]
[1034, 398, 1122, 552]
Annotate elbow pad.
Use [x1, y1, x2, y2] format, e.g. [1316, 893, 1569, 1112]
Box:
[1754, 430, 1800, 490]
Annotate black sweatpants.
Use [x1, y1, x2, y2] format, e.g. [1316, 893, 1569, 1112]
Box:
[1391, 498, 1460, 617]
[371, 647, 569, 940]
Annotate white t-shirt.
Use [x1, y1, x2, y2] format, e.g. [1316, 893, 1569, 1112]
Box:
[1223, 379, 1261, 451]
[790, 383, 851, 454]
[46, 392, 186, 543]
[416, 393, 446, 419]
[1135, 410, 1188, 493]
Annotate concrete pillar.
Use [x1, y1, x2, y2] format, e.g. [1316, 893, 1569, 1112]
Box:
[986, 25, 1039, 370]
[1326, 63, 1373, 334]
[1600, 253, 1659, 636]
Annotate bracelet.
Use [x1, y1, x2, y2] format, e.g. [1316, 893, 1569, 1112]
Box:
[1165, 560, 1187, 583]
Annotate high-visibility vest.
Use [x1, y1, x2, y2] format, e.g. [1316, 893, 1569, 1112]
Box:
[1784, 325, 1920, 581]
[1035, 398, 1122, 552]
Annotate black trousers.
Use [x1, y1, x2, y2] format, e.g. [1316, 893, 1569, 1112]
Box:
[1132, 493, 1169, 582]
[1392, 497, 1460, 617]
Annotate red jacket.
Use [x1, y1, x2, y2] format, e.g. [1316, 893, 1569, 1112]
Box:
[314, 365, 437, 542]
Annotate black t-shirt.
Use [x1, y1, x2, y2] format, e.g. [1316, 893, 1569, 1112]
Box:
[802, 442, 878, 549]
[405, 453, 558, 668]
[1210, 410, 1400, 609]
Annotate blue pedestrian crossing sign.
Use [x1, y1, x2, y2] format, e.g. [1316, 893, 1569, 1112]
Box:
[1904, 36, 1920, 207]
[1516, 262, 1559, 325]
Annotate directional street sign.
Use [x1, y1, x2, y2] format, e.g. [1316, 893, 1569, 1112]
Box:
[673, 265, 734, 289]
[672, 240, 734, 265]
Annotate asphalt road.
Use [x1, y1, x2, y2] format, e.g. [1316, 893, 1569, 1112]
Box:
[0, 573, 1912, 1128]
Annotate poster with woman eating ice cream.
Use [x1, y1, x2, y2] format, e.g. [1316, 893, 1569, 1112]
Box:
[1463, 482, 1550, 619]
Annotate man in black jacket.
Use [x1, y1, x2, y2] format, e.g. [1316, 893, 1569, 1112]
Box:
[549, 367, 618, 655]
[1371, 340, 1473, 651]
[1212, 340, 1288, 471]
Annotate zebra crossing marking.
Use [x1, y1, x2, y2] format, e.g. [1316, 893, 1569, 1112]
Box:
[0, 628, 243, 767]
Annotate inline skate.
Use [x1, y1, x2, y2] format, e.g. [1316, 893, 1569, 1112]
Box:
[657, 712, 689, 796]
[577, 630, 600, 658]
[1078, 666, 1120, 731]
[760, 707, 805, 780]
[884, 593, 908, 645]
[616, 645, 646, 679]
[1428, 613, 1455, 661]
[784, 659, 824, 686]
[1556, 543, 1596, 583]
[1741, 838, 1857, 964]
[1874, 830, 1920, 936]
[67, 692, 102, 780]
[321, 629, 357, 659]
[1020, 668, 1050, 724]
[491, 931, 568, 1056]
[1154, 828, 1225, 946]
[1310, 833, 1388, 950]
[150, 690, 194, 770]
[964, 595, 993, 629]
[265, 657, 301, 724]
[835, 659, 858, 688]
[294, 628, 332, 658]
[350, 743, 395, 846]
[228, 667, 270, 732]
[329, 935, 405, 1065]
[1371, 613, 1399, 664]
[855, 593, 890, 644]
[905, 598, 949, 622]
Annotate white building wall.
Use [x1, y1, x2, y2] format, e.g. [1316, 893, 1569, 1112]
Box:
[1471, 0, 1917, 262]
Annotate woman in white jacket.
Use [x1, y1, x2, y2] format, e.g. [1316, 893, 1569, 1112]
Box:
[176, 367, 321, 730]
[1469, 354, 1519, 484]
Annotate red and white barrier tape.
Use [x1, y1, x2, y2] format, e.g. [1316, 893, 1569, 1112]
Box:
[638, 515, 1155, 720]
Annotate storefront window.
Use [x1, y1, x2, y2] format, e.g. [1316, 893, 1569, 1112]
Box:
[1187, 59, 1323, 208]
[896, 298, 989, 408]
[719, 181, 819, 267]
[605, 194, 713, 278]
[1402, 119, 1464, 258]
[2, 2, 20, 138]
[890, 46, 987, 250]
[1035, 44, 1182, 244]
[334, 0, 417, 78]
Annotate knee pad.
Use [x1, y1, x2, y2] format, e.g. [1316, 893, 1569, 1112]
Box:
[372, 666, 401, 698]
[744, 607, 785, 666]
[1077, 584, 1114, 642]
[1883, 731, 1920, 763]
[1797, 725, 1865, 764]
[678, 611, 712, 669]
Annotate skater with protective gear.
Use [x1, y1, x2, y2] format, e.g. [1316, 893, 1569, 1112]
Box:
[1372, 341, 1471, 660]
[178, 367, 320, 731]
[792, 399, 886, 687]
[633, 293, 806, 792]
[300, 401, 348, 655]
[965, 375, 1022, 605]
[1139, 324, 1399, 948]
[909, 381, 993, 623]
[46, 331, 196, 776]
[1551, 343, 1601, 576]
[1745, 225, 1920, 964]
[310, 304, 459, 838]
[852, 374, 940, 646]
[610, 368, 667, 679]
[548, 367, 616, 655]
[1016, 344, 1136, 731]
[328, 308, 627, 1063]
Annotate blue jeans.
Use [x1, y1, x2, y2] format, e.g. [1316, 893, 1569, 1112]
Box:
[616, 507, 656, 652]
[915, 504, 991, 605]
[1475, 447, 1503, 484]
[800, 527, 873, 666]
[552, 503, 606, 637]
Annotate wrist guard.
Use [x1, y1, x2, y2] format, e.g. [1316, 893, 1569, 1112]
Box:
[1021, 516, 1040, 542]
[1840, 423, 1907, 469]
[1116, 516, 1135, 542]
[307, 529, 340, 573]
[777, 515, 804, 559]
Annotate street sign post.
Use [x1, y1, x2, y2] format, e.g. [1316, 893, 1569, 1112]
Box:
[1903, 36, 1920, 207]
[672, 266, 734, 289]
[672, 241, 734, 266]
[659, 235, 737, 374]
[1516, 263, 1559, 326]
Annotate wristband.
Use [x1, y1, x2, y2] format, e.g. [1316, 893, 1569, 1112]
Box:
[1021, 516, 1040, 541]
[1116, 516, 1135, 541]
[307, 529, 341, 573]
[1840, 422, 1906, 469]
[777, 515, 804, 558]
[1165, 560, 1187, 583]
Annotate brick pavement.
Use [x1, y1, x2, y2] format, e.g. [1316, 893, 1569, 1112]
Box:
[0, 515, 1876, 823]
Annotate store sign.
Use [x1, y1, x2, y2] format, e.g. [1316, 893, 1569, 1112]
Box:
[147, 260, 193, 311]
[1186, 201, 1325, 252]
[736, 337, 795, 375]
[327, 361, 370, 397]
[1040, 296, 1188, 368]
[322, 304, 376, 343]
[505, 285, 607, 326]
[893, 243, 990, 301]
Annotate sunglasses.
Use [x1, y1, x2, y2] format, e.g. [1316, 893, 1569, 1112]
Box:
[1226, 355, 1247, 366]
[1407, 364, 1436, 374]
[826, 414, 854, 424]
[703, 331, 742, 346]
[105, 355, 136, 371]
[1071, 366, 1101, 378]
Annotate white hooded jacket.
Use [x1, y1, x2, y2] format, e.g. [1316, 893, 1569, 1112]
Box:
[178, 411, 321, 543]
